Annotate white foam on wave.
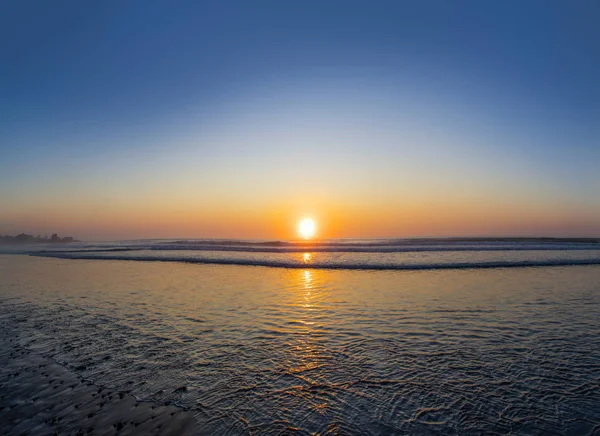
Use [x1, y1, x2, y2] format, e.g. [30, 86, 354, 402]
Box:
[32, 251, 600, 271]
[6, 238, 600, 270]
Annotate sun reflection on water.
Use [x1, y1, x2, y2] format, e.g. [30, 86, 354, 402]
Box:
[303, 269, 312, 307]
[281, 268, 333, 415]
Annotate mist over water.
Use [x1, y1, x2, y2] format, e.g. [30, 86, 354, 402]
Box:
[1, 254, 599, 434]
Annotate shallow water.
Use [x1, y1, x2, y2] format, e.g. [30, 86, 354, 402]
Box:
[1, 254, 599, 434]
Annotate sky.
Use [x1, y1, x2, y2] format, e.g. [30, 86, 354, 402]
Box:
[1, 0, 599, 240]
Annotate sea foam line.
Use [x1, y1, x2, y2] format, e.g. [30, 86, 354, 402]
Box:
[30, 252, 600, 271]
[150, 244, 600, 253]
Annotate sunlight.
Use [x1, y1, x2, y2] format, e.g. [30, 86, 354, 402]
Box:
[302, 269, 313, 307]
[303, 269, 312, 287]
[298, 218, 316, 239]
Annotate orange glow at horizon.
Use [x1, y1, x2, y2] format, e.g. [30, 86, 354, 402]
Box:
[6, 191, 599, 241]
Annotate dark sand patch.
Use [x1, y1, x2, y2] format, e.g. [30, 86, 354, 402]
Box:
[0, 334, 198, 435]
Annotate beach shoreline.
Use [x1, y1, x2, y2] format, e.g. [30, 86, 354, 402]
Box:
[0, 325, 198, 436]
[1, 255, 599, 434]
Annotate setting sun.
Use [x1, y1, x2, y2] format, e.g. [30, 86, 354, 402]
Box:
[298, 218, 316, 239]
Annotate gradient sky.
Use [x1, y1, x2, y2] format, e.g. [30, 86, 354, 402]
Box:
[1, 0, 599, 240]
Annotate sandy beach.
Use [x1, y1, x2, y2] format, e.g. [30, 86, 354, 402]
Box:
[1, 255, 599, 434]
[0, 327, 198, 435]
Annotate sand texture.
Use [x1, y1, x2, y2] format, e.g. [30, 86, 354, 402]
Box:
[0, 331, 198, 436]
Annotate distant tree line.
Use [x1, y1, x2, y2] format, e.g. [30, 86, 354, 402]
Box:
[0, 233, 78, 244]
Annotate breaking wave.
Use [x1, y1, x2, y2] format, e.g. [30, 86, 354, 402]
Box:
[31, 251, 600, 270]
[4, 238, 600, 271]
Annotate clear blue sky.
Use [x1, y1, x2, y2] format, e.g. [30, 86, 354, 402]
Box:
[1, 1, 599, 239]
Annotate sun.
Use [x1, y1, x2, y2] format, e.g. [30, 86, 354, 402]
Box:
[298, 217, 316, 239]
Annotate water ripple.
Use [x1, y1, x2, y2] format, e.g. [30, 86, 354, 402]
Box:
[0, 255, 599, 434]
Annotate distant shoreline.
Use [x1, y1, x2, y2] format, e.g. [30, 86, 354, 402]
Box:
[0, 233, 78, 245]
[2, 235, 599, 247]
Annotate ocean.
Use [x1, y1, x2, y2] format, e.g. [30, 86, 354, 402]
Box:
[1, 239, 599, 434]
[9, 237, 600, 270]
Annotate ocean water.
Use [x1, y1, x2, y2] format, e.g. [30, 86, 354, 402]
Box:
[6, 238, 600, 270]
[1, 240, 600, 434]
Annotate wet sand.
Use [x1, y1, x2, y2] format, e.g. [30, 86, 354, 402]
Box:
[1, 255, 599, 434]
[0, 329, 198, 435]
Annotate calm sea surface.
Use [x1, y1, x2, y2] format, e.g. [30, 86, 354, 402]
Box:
[0, 246, 599, 434]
